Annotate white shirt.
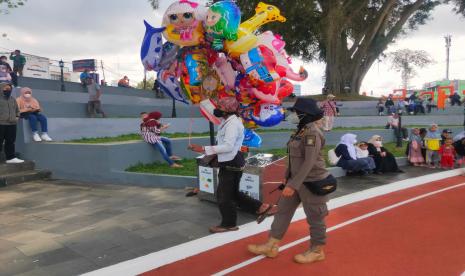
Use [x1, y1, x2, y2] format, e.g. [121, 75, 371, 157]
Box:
[204, 115, 244, 162]
[387, 115, 399, 127]
[356, 147, 369, 158]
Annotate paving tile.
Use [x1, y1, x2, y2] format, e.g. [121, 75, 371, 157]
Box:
[84, 245, 139, 268]
[3, 230, 60, 244]
[38, 257, 98, 276]
[16, 239, 64, 257]
[119, 219, 153, 232]
[0, 238, 22, 251]
[29, 247, 81, 267]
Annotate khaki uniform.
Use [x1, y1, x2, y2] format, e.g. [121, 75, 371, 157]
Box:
[270, 122, 329, 247]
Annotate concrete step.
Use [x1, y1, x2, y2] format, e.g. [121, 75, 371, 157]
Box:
[0, 170, 52, 187]
[0, 161, 35, 175]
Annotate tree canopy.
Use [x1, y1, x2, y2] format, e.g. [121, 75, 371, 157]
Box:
[0, 0, 26, 15]
[388, 49, 434, 89]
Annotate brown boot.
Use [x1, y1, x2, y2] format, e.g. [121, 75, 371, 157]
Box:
[247, 237, 280, 258]
[294, 246, 325, 264]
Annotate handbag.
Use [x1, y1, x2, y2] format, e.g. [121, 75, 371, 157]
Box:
[303, 174, 337, 196]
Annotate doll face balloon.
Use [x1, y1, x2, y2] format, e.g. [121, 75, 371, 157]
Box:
[205, 1, 241, 50]
[162, 0, 205, 46]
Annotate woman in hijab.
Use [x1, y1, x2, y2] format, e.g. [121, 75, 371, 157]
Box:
[335, 133, 372, 176]
[367, 135, 403, 173]
[16, 87, 53, 142]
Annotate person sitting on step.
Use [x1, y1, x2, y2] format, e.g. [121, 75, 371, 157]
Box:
[140, 111, 182, 168]
[16, 87, 53, 142]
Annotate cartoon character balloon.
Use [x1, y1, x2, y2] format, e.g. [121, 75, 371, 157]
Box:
[225, 2, 286, 57]
[243, 128, 262, 148]
[204, 1, 241, 51]
[251, 103, 285, 127]
[162, 0, 206, 47]
[157, 69, 189, 104]
[140, 21, 165, 71]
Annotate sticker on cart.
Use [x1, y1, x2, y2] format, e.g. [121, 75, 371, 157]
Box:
[239, 173, 260, 200]
[199, 166, 214, 194]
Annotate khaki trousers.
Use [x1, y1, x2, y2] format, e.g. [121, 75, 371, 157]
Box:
[270, 185, 329, 247]
[324, 116, 334, 131]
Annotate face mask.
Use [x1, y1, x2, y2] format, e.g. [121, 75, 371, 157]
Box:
[24, 93, 32, 98]
[3, 90, 11, 98]
[373, 141, 382, 147]
[287, 112, 301, 124]
[213, 108, 225, 118]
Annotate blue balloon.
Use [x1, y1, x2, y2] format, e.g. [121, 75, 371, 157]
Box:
[157, 70, 189, 105]
[140, 20, 165, 71]
[251, 103, 285, 127]
[243, 129, 262, 148]
[157, 42, 179, 71]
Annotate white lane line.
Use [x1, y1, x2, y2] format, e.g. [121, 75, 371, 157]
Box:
[82, 168, 465, 276]
[213, 182, 465, 275]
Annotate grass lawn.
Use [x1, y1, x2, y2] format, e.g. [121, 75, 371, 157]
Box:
[65, 125, 461, 144]
[126, 142, 407, 177]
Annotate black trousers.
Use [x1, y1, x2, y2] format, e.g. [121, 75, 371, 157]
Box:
[393, 127, 408, 139]
[0, 125, 17, 160]
[216, 167, 262, 227]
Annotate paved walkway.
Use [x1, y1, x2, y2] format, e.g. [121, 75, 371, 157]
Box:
[0, 167, 443, 276]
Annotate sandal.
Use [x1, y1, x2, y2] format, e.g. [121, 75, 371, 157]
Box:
[209, 225, 239, 233]
[256, 204, 278, 224]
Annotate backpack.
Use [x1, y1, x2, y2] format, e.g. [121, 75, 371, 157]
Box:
[328, 149, 340, 165]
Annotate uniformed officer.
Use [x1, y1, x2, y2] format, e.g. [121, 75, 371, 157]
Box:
[248, 97, 330, 264]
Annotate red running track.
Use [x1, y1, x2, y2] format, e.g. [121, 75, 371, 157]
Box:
[143, 176, 465, 276]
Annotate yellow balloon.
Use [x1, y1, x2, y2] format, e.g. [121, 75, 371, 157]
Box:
[225, 2, 286, 57]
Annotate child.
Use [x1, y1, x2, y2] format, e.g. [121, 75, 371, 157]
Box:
[439, 138, 456, 169]
[16, 87, 53, 142]
[440, 129, 452, 145]
[356, 142, 369, 158]
[356, 141, 377, 173]
[425, 124, 441, 168]
[408, 128, 424, 166]
[140, 111, 183, 168]
[0, 63, 12, 83]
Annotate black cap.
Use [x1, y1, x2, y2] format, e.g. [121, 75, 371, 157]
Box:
[442, 129, 452, 133]
[287, 97, 324, 117]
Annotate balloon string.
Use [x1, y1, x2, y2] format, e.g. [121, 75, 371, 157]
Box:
[188, 104, 194, 146]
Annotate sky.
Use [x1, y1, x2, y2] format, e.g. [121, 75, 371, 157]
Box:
[1, 0, 464, 95]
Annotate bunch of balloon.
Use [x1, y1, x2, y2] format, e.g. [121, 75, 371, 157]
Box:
[140, 1, 309, 149]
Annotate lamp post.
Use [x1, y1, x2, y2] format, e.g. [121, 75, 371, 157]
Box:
[171, 98, 177, 118]
[59, 60, 65, 92]
[396, 109, 403, 148]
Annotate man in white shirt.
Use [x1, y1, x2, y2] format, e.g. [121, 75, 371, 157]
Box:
[189, 97, 276, 233]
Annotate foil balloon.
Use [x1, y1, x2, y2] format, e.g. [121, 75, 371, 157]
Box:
[251, 103, 285, 127]
[214, 56, 237, 91]
[258, 31, 308, 81]
[225, 2, 286, 57]
[204, 1, 241, 51]
[162, 0, 206, 47]
[243, 128, 262, 148]
[140, 21, 165, 71]
[240, 45, 280, 83]
[253, 80, 280, 104]
[277, 79, 294, 100]
[199, 99, 222, 125]
[157, 69, 189, 104]
[182, 50, 209, 104]
[156, 42, 180, 71]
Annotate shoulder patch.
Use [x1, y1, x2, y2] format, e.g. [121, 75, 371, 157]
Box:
[305, 135, 317, 146]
